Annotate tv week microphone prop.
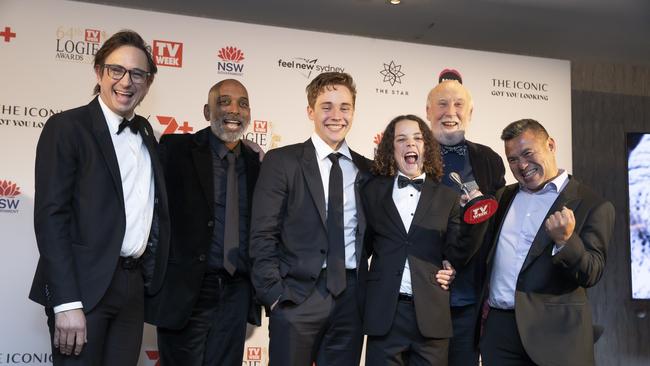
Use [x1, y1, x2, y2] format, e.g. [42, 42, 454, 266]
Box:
[449, 172, 498, 224]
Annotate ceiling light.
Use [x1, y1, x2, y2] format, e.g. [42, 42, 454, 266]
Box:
[389, 0, 401, 4]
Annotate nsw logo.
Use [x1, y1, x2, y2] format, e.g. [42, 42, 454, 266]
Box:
[153, 40, 183, 67]
[217, 46, 245, 75]
[156, 116, 194, 135]
[0, 179, 21, 213]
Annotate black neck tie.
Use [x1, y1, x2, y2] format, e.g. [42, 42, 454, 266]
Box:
[117, 118, 139, 135]
[397, 175, 424, 191]
[326, 153, 346, 296]
[223, 151, 239, 275]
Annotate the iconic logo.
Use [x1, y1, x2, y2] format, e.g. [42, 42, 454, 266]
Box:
[156, 116, 194, 135]
[55, 26, 106, 63]
[376, 61, 409, 96]
[277, 57, 345, 79]
[1, 104, 60, 129]
[145, 350, 160, 366]
[380, 61, 405, 86]
[490, 76, 550, 101]
[153, 40, 183, 67]
[217, 46, 245, 75]
[0, 180, 21, 214]
[1, 26, 17, 43]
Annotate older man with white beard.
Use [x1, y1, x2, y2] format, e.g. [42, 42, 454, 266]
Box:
[426, 79, 505, 366]
[146, 79, 262, 366]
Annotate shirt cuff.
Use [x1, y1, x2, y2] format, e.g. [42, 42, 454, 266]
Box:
[552, 244, 565, 256]
[53, 301, 83, 314]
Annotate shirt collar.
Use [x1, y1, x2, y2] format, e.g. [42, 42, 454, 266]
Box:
[311, 132, 352, 162]
[97, 95, 135, 135]
[521, 169, 569, 194]
[396, 171, 426, 181]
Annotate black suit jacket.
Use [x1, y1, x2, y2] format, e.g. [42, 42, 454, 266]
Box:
[480, 177, 614, 366]
[29, 97, 170, 313]
[145, 127, 261, 329]
[249, 139, 372, 309]
[362, 175, 484, 338]
[460, 140, 506, 300]
[466, 140, 505, 197]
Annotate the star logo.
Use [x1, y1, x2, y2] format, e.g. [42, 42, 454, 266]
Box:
[380, 61, 405, 86]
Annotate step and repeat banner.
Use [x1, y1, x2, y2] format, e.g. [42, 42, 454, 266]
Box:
[0, 0, 571, 364]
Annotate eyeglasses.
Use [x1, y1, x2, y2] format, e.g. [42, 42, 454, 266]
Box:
[102, 64, 151, 84]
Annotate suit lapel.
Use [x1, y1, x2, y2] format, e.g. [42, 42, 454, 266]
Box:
[191, 129, 214, 206]
[88, 97, 124, 207]
[300, 139, 327, 226]
[380, 177, 408, 236]
[409, 176, 435, 236]
[520, 178, 581, 272]
[487, 184, 518, 266]
[466, 140, 487, 192]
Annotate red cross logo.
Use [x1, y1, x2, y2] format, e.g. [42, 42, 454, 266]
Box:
[0, 27, 16, 43]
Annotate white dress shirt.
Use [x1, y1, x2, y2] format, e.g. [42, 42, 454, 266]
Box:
[488, 170, 569, 309]
[392, 172, 426, 295]
[311, 133, 359, 269]
[54, 97, 155, 313]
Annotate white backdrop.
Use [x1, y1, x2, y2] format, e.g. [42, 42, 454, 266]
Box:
[0, 0, 571, 364]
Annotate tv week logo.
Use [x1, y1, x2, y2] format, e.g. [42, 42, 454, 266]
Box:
[153, 40, 183, 67]
[0, 179, 21, 213]
[144, 350, 160, 366]
[85, 29, 101, 43]
[156, 116, 194, 135]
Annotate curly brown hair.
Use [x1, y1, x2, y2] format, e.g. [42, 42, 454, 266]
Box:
[306, 72, 356, 108]
[372, 114, 443, 182]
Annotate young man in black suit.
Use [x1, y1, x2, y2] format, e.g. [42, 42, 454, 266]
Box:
[426, 78, 506, 366]
[362, 115, 483, 365]
[479, 119, 614, 366]
[30, 30, 169, 365]
[147, 79, 261, 366]
[250, 72, 372, 366]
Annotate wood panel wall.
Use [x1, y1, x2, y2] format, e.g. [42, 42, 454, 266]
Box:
[571, 62, 650, 365]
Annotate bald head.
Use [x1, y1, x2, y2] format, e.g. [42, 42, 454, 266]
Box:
[426, 80, 473, 146]
[204, 79, 251, 146]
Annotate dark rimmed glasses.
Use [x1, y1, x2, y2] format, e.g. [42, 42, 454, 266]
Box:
[102, 64, 151, 84]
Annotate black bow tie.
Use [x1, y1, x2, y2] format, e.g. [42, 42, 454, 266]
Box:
[440, 144, 467, 156]
[117, 118, 140, 135]
[397, 175, 424, 191]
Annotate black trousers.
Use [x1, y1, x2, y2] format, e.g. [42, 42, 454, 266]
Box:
[157, 271, 251, 366]
[47, 260, 144, 366]
[366, 298, 449, 366]
[448, 304, 480, 366]
[268, 269, 363, 366]
[479, 308, 537, 366]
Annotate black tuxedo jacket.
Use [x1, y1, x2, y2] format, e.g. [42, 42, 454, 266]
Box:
[249, 139, 372, 309]
[29, 97, 170, 313]
[466, 140, 505, 197]
[463, 140, 506, 298]
[362, 175, 484, 338]
[480, 177, 614, 366]
[145, 127, 261, 329]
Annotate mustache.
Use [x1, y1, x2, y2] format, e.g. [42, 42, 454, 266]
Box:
[216, 114, 245, 124]
[439, 117, 460, 124]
